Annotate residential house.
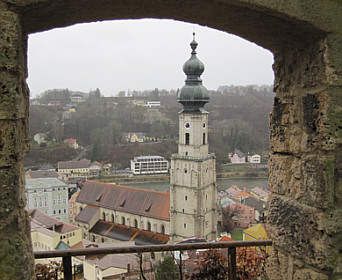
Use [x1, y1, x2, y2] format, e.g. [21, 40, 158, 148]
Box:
[225, 185, 242, 197]
[64, 138, 79, 149]
[69, 190, 80, 224]
[243, 196, 267, 222]
[146, 101, 161, 107]
[234, 187, 254, 201]
[75, 181, 170, 244]
[33, 133, 47, 145]
[26, 170, 61, 179]
[89, 161, 103, 176]
[130, 155, 169, 175]
[228, 149, 246, 163]
[243, 223, 270, 253]
[29, 209, 82, 252]
[250, 186, 270, 202]
[248, 154, 261, 164]
[228, 202, 256, 228]
[25, 178, 69, 222]
[123, 132, 145, 143]
[70, 93, 86, 103]
[84, 251, 140, 280]
[58, 159, 91, 179]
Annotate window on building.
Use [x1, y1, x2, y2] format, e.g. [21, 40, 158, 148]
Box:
[147, 222, 151, 231]
[161, 225, 165, 234]
[185, 133, 190, 145]
[184, 223, 187, 228]
[203, 133, 206, 145]
[53, 199, 56, 205]
[122, 217, 125, 225]
[185, 196, 187, 201]
[111, 214, 115, 223]
[103, 212, 106, 221]
[134, 219, 138, 228]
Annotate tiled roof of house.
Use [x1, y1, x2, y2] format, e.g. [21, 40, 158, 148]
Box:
[29, 209, 79, 233]
[64, 138, 77, 144]
[26, 178, 67, 189]
[234, 187, 253, 199]
[235, 149, 245, 157]
[243, 197, 266, 213]
[85, 253, 138, 271]
[90, 220, 169, 245]
[76, 181, 170, 221]
[58, 159, 91, 169]
[250, 187, 270, 198]
[225, 185, 242, 197]
[27, 170, 59, 179]
[75, 205, 99, 224]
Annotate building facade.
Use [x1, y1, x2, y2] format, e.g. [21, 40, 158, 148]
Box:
[75, 181, 170, 244]
[130, 155, 169, 175]
[25, 178, 69, 222]
[170, 34, 217, 243]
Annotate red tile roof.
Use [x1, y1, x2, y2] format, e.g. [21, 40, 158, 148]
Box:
[58, 159, 90, 169]
[29, 209, 79, 233]
[75, 205, 99, 223]
[77, 181, 170, 221]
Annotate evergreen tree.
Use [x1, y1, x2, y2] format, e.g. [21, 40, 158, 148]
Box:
[156, 256, 179, 280]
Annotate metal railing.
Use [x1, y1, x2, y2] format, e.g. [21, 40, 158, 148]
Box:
[34, 239, 272, 280]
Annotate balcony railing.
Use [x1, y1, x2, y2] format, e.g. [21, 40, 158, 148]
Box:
[34, 239, 272, 280]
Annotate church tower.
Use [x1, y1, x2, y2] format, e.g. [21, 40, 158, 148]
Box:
[170, 33, 217, 243]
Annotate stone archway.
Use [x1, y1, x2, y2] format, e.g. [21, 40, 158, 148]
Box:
[0, 1, 341, 279]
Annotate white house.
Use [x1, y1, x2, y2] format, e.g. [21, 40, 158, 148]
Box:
[248, 154, 261, 164]
[228, 149, 246, 163]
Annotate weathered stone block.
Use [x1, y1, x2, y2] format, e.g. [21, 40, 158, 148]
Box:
[0, 119, 29, 167]
[0, 6, 22, 72]
[0, 212, 35, 280]
[267, 194, 336, 272]
[0, 71, 29, 120]
[269, 154, 335, 209]
[0, 164, 27, 228]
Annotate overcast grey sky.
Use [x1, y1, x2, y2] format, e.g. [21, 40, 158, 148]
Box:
[27, 19, 274, 98]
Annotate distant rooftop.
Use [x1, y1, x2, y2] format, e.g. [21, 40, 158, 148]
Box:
[26, 177, 67, 189]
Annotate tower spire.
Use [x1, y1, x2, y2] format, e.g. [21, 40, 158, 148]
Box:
[178, 33, 209, 112]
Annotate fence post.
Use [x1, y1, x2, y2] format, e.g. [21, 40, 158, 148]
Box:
[62, 256, 72, 280]
[228, 247, 237, 280]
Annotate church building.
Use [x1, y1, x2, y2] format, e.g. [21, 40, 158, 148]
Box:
[170, 33, 217, 243]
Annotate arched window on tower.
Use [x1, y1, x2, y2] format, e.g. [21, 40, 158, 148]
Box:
[185, 133, 190, 145]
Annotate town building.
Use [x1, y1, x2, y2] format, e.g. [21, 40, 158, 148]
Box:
[63, 138, 79, 149]
[75, 181, 170, 244]
[69, 190, 80, 224]
[29, 208, 82, 251]
[57, 158, 91, 178]
[170, 34, 217, 243]
[146, 101, 161, 107]
[228, 149, 246, 163]
[26, 169, 61, 179]
[130, 155, 169, 175]
[228, 202, 256, 228]
[25, 178, 69, 222]
[247, 153, 261, 164]
[123, 132, 146, 143]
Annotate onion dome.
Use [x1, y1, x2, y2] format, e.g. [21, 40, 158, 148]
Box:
[178, 33, 209, 112]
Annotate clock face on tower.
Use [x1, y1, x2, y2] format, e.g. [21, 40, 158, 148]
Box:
[184, 122, 191, 129]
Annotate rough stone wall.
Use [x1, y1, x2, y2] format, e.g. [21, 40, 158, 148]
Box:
[0, 2, 35, 279]
[0, 0, 341, 279]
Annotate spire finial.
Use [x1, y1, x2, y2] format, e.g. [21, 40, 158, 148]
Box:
[193, 32, 196, 41]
